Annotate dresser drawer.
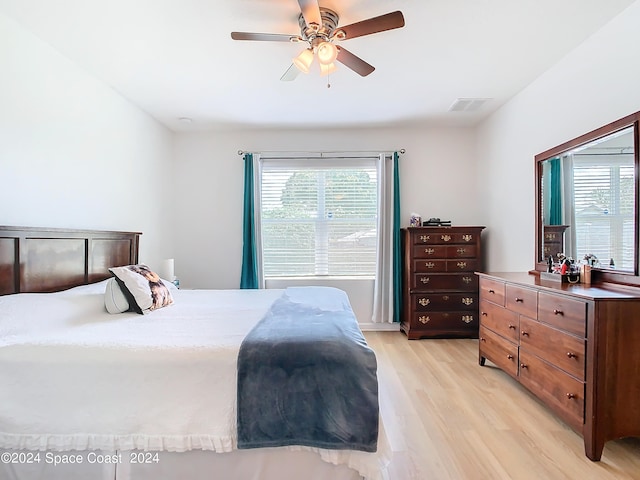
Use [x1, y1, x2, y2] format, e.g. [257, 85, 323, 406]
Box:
[412, 245, 447, 259]
[519, 350, 585, 429]
[519, 316, 585, 380]
[414, 259, 479, 273]
[413, 259, 447, 272]
[506, 284, 538, 318]
[447, 244, 477, 258]
[412, 273, 478, 291]
[538, 292, 587, 337]
[412, 311, 478, 331]
[413, 293, 478, 311]
[446, 259, 479, 272]
[413, 231, 480, 245]
[479, 277, 505, 306]
[479, 299, 519, 342]
[412, 244, 478, 260]
[479, 326, 518, 378]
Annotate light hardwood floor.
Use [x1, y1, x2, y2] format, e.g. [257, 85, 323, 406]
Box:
[364, 331, 640, 480]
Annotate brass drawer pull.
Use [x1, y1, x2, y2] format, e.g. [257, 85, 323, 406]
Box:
[488, 289, 495, 294]
[566, 393, 576, 400]
[567, 352, 577, 358]
[480, 337, 486, 342]
[515, 297, 524, 303]
[457, 248, 466, 254]
[553, 309, 564, 315]
[508, 324, 516, 330]
[520, 363, 528, 369]
[507, 354, 514, 360]
[441, 234, 451, 242]
[521, 331, 529, 337]
[481, 311, 487, 316]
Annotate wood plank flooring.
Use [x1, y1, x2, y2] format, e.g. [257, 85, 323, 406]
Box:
[364, 332, 640, 480]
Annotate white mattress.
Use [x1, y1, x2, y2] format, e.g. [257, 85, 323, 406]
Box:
[0, 281, 390, 480]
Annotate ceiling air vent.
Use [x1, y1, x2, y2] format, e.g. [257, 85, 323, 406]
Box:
[448, 98, 491, 112]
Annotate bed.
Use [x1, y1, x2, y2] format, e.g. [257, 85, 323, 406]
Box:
[0, 226, 390, 480]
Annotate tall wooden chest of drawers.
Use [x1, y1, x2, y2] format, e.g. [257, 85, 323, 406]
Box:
[478, 272, 640, 461]
[401, 226, 484, 339]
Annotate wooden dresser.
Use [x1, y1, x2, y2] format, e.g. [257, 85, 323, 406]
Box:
[401, 226, 484, 339]
[542, 225, 569, 259]
[477, 272, 640, 461]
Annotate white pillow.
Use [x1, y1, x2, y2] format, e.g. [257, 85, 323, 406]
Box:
[104, 277, 130, 314]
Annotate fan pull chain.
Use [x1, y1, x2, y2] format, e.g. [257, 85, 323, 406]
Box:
[327, 73, 331, 89]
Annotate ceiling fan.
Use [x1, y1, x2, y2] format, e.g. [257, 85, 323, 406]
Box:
[231, 0, 405, 81]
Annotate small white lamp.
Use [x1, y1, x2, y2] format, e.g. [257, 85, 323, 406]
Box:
[159, 258, 175, 282]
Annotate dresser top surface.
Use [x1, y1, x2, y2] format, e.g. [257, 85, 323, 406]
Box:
[477, 271, 640, 300]
[405, 226, 485, 231]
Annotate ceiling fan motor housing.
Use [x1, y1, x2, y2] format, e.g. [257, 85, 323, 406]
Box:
[298, 7, 341, 44]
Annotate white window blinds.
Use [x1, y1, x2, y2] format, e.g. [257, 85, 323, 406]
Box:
[572, 154, 634, 269]
[260, 156, 378, 277]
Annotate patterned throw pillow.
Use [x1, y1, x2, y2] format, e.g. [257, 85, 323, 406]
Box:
[108, 264, 174, 314]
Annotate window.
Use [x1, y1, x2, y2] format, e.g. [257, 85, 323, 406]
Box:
[572, 154, 634, 269]
[259, 157, 378, 277]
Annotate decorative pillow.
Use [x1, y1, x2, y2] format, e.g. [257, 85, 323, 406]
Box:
[104, 277, 130, 314]
[109, 264, 174, 314]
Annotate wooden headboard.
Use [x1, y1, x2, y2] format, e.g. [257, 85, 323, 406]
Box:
[0, 226, 141, 295]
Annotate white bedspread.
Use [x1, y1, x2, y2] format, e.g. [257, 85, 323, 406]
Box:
[0, 282, 390, 480]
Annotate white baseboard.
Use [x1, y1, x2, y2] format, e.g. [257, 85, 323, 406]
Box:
[358, 322, 400, 332]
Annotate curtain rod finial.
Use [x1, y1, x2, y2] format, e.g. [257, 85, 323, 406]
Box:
[400, 149, 406, 154]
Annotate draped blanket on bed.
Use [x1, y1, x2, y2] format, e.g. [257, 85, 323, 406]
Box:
[237, 287, 379, 452]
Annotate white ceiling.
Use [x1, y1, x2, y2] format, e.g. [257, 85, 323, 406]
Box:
[0, 0, 636, 132]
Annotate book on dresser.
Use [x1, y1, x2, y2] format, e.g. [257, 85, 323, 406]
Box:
[401, 226, 485, 340]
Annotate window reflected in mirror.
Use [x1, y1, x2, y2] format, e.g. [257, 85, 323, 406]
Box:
[541, 126, 635, 271]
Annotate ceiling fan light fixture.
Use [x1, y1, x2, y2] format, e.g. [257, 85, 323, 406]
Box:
[316, 41, 338, 65]
[319, 62, 337, 76]
[293, 48, 314, 73]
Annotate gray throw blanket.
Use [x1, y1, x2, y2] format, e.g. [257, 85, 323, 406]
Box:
[237, 287, 379, 452]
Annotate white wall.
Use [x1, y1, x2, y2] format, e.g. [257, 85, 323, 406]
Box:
[477, 1, 640, 273]
[172, 125, 479, 322]
[0, 12, 174, 268]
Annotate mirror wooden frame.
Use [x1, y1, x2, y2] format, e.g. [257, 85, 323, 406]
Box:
[534, 110, 640, 286]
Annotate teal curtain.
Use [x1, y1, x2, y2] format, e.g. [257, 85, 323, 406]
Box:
[549, 157, 562, 225]
[240, 153, 259, 289]
[392, 152, 402, 323]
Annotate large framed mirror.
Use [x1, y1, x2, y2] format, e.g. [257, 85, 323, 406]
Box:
[534, 110, 640, 286]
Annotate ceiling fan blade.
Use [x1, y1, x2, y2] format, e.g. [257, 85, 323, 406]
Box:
[280, 64, 300, 82]
[338, 11, 405, 40]
[231, 32, 299, 42]
[335, 46, 375, 77]
[297, 0, 322, 27]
